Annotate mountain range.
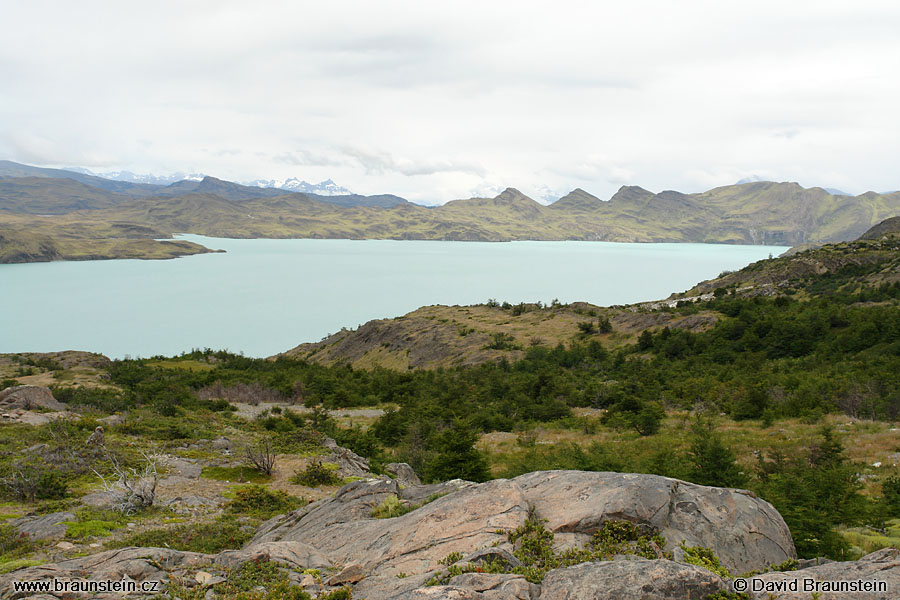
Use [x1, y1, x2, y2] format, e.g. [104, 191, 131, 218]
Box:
[2, 159, 900, 263]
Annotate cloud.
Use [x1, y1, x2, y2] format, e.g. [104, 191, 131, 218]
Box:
[0, 1, 898, 201]
[340, 146, 487, 178]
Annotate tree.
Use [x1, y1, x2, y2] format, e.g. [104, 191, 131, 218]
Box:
[424, 421, 490, 483]
[687, 418, 746, 488]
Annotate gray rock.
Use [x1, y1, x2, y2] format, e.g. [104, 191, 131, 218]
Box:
[99, 414, 125, 427]
[11, 512, 74, 541]
[539, 558, 729, 600]
[160, 456, 203, 479]
[448, 573, 536, 599]
[0, 386, 66, 411]
[251, 471, 793, 579]
[746, 547, 900, 599]
[324, 445, 371, 478]
[353, 571, 436, 600]
[252, 478, 528, 578]
[326, 563, 367, 585]
[399, 480, 473, 507]
[387, 462, 422, 486]
[211, 436, 230, 450]
[458, 548, 523, 570]
[216, 541, 331, 570]
[393, 587, 484, 599]
[514, 470, 795, 574]
[0, 547, 209, 599]
[80, 490, 118, 508]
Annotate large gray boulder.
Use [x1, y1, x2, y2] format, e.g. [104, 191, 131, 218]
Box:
[250, 471, 792, 581]
[514, 470, 794, 574]
[386, 462, 422, 486]
[539, 558, 729, 600]
[0, 386, 66, 411]
[11, 512, 74, 542]
[251, 477, 527, 577]
[746, 547, 900, 599]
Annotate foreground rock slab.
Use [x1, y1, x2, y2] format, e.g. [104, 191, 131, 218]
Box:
[539, 558, 728, 600]
[1, 470, 800, 599]
[746, 548, 900, 599]
[0, 547, 209, 599]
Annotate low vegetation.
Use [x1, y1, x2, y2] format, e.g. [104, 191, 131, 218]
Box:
[3, 231, 900, 579]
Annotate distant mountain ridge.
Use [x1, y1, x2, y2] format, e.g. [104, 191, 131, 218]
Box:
[3, 159, 900, 263]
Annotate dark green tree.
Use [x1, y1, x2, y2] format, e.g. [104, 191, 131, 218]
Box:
[687, 418, 746, 488]
[424, 420, 491, 483]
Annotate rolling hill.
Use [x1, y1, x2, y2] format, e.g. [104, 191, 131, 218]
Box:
[3, 160, 900, 263]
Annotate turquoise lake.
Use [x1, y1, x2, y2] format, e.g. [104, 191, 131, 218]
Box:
[0, 236, 789, 359]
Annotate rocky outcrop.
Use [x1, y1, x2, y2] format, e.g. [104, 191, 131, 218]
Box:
[0, 386, 66, 411]
[215, 541, 331, 571]
[514, 471, 793, 574]
[11, 512, 74, 542]
[0, 547, 208, 599]
[540, 558, 728, 600]
[0, 471, 799, 600]
[252, 477, 520, 577]
[746, 548, 900, 599]
[386, 462, 422, 486]
[322, 437, 372, 478]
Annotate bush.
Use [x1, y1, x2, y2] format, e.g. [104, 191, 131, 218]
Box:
[680, 544, 731, 578]
[370, 494, 407, 519]
[0, 466, 68, 502]
[243, 439, 277, 476]
[291, 461, 342, 487]
[0, 522, 36, 560]
[226, 485, 304, 520]
[108, 516, 251, 554]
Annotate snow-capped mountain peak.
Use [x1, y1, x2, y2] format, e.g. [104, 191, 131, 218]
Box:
[246, 177, 352, 196]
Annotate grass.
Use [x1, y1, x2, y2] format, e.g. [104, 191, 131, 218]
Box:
[0, 558, 44, 574]
[65, 519, 120, 540]
[837, 519, 900, 557]
[480, 411, 900, 480]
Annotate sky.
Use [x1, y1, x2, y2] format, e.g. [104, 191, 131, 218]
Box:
[1, 1, 899, 205]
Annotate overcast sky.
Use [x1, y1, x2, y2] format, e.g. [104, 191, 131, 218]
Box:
[1, 1, 898, 204]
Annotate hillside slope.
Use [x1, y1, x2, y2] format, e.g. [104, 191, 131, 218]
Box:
[280, 302, 718, 369]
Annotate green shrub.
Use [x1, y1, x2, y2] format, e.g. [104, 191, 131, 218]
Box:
[290, 461, 342, 487]
[0, 522, 36, 560]
[108, 516, 251, 554]
[370, 494, 407, 519]
[226, 485, 304, 520]
[680, 544, 731, 579]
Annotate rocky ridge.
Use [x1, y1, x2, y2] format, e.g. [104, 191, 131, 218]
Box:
[3, 470, 799, 599]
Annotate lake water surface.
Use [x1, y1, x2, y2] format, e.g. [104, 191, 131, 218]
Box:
[0, 236, 788, 358]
